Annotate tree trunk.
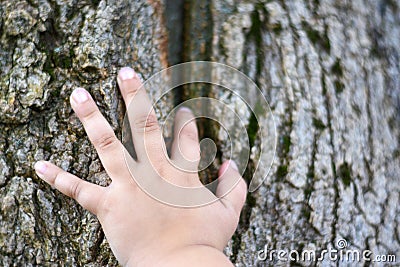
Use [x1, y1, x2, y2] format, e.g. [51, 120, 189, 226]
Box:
[0, 0, 168, 265]
[1, 0, 400, 266]
[184, 0, 400, 266]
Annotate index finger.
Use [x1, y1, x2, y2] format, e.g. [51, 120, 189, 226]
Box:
[117, 67, 167, 165]
[70, 88, 132, 181]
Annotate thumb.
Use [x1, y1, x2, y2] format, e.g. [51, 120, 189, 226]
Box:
[216, 160, 247, 216]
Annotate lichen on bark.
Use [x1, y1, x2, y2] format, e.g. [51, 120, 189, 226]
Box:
[205, 0, 400, 266]
[0, 0, 168, 265]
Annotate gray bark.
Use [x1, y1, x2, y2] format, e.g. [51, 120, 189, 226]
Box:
[1, 0, 400, 266]
[0, 0, 168, 265]
[193, 0, 400, 266]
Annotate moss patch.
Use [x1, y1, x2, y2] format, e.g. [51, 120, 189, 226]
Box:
[301, 206, 311, 220]
[334, 80, 345, 94]
[331, 58, 344, 77]
[313, 117, 326, 130]
[302, 21, 331, 53]
[281, 135, 291, 155]
[338, 162, 352, 187]
[276, 165, 288, 180]
[271, 23, 283, 35]
[248, 3, 266, 76]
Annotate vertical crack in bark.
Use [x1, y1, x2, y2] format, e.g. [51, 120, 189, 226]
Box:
[303, 119, 322, 235]
[180, 0, 219, 185]
[2, 0, 400, 264]
[90, 224, 105, 261]
[0, 126, 12, 188]
[164, 0, 185, 107]
[164, 0, 185, 67]
[321, 72, 339, 252]
[31, 186, 45, 244]
[363, 68, 375, 191]
[218, 3, 273, 261]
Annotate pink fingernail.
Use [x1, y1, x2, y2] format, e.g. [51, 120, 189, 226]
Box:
[72, 88, 89, 104]
[34, 161, 47, 175]
[118, 67, 136, 81]
[229, 160, 238, 171]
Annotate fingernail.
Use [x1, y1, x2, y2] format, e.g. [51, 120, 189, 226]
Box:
[178, 106, 192, 113]
[72, 88, 89, 104]
[229, 160, 238, 171]
[118, 67, 136, 81]
[34, 161, 47, 175]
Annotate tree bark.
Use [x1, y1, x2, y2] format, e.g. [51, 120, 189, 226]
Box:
[184, 0, 400, 266]
[1, 0, 400, 266]
[0, 0, 168, 265]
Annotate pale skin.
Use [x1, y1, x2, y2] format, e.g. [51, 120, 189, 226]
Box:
[34, 67, 247, 266]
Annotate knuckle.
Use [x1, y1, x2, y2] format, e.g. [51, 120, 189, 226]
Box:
[53, 172, 62, 187]
[125, 87, 140, 101]
[70, 181, 82, 200]
[93, 133, 117, 151]
[179, 126, 198, 142]
[134, 113, 159, 133]
[181, 131, 198, 142]
[82, 108, 98, 122]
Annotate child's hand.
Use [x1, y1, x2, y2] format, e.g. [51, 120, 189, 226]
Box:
[34, 67, 247, 266]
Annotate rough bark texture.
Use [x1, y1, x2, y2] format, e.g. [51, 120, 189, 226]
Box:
[1, 0, 400, 266]
[194, 0, 400, 266]
[0, 0, 168, 265]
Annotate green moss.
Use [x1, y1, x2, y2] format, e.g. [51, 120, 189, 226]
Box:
[305, 166, 315, 203]
[53, 48, 74, 69]
[249, 6, 263, 74]
[272, 23, 283, 35]
[229, 232, 242, 262]
[321, 26, 331, 53]
[338, 162, 352, 187]
[281, 135, 291, 155]
[393, 148, 400, 158]
[301, 206, 311, 220]
[50, 86, 62, 97]
[276, 165, 288, 180]
[321, 73, 327, 95]
[370, 46, 381, 58]
[91, 0, 101, 7]
[43, 57, 56, 82]
[54, 54, 72, 69]
[304, 186, 313, 197]
[313, 118, 326, 130]
[307, 168, 315, 179]
[302, 21, 331, 53]
[302, 21, 319, 43]
[331, 59, 343, 77]
[43, 141, 53, 152]
[247, 113, 258, 148]
[334, 80, 345, 94]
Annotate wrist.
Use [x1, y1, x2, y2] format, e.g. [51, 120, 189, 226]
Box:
[125, 244, 233, 267]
